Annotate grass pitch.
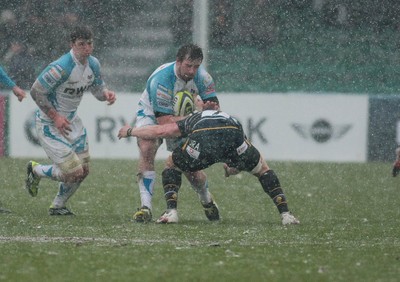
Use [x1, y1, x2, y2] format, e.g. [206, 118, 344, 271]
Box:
[1, 158, 399, 282]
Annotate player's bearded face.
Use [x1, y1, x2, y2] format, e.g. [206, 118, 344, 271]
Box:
[72, 39, 94, 60]
[177, 58, 202, 81]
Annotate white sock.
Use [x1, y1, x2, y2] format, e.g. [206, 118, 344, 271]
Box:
[192, 179, 212, 204]
[34, 164, 62, 181]
[138, 171, 156, 210]
[51, 182, 81, 208]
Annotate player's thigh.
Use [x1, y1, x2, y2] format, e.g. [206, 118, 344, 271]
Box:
[36, 117, 88, 171]
[172, 147, 211, 172]
[36, 121, 75, 164]
[69, 116, 89, 157]
[230, 144, 261, 172]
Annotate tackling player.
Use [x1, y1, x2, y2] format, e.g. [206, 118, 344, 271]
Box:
[25, 25, 116, 215]
[118, 110, 300, 225]
[132, 44, 220, 223]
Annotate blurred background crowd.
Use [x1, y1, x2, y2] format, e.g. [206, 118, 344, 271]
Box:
[1, 0, 400, 93]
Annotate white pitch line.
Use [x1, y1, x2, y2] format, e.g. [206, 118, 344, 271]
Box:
[0, 236, 174, 244]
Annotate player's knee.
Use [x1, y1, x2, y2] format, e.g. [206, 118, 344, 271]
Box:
[59, 154, 86, 183]
[162, 168, 182, 191]
[79, 155, 90, 179]
[138, 138, 159, 156]
[81, 165, 89, 180]
[185, 170, 206, 191]
[63, 167, 85, 183]
[258, 170, 281, 195]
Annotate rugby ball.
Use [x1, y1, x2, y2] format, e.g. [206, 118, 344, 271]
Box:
[173, 91, 194, 116]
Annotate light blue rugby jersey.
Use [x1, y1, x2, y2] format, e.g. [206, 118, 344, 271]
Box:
[0, 66, 16, 88]
[36, 50, 104, 122]
[143, 61, 217, 116]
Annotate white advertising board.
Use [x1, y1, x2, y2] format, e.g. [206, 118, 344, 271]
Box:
[9, 92, 369, 162]
[219, 93, 369, 162]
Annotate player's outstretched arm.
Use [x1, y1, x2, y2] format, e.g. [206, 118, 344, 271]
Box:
[118, 123, 181, 140]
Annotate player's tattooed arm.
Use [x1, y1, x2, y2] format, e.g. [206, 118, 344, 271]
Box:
[30, 80, 54, 116]
[30, 80, 72, 135]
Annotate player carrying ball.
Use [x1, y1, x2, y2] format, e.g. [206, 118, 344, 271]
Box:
[118, 110, 300, 225]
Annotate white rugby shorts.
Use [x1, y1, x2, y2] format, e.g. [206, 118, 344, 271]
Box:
[35, 115, 89, 164]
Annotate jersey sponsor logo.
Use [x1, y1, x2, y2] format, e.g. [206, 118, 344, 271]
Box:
[236, 141, 248, 155]
[186, 140, 200, 159]
[49, 67, 62, 80]
[205, 83, 215, 95]
[157, 83, 168, 92]
[156, 90, 170, 101]
[43, 72, 57, 87]
[156, 84, 170, 100]
[157, 100, 171, 109]
[63, 85, 90, 96]
[186, 145, 200, 159]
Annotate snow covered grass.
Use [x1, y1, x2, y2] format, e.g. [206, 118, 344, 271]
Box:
[1, 158, 399, 281]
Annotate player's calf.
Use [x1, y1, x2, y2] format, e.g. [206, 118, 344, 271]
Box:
[258, 170, 289, 214]
[162, 168, 182, 209]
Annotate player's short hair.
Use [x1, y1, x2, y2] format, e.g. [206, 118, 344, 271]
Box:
[70, 26, 93, 43]
[176, 44, 203, 62]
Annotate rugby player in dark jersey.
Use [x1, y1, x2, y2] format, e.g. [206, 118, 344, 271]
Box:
[118, 110, 300, 225]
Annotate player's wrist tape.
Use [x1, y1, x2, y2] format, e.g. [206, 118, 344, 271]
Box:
[127, 127, 132, 137]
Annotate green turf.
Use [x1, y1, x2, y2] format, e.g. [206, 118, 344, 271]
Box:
[1, 158, 399, 282]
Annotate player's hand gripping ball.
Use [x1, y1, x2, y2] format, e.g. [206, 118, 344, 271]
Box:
[173, 90, 194, 116]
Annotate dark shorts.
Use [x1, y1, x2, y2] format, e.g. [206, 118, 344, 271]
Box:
[172, 128, 260, 172]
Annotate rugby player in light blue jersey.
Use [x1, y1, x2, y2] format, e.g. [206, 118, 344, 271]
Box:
[132, 44, 220, 223]
[26, 26, 116, 215]
[0, 65, 26, 102]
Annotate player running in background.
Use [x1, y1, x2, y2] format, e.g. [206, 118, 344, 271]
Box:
[25, 25, 116, 215]
[132, 44, 220, 223]
[0, 65, 27, 102]
[118, 109, 300, 225]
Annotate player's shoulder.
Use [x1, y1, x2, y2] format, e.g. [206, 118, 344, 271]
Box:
[49, 52, 75, 75]
[151, 62, 175, 78]
[88, 55, 101, 69]
[148, 62, 175, 87]
[194, 65, 213, 85]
